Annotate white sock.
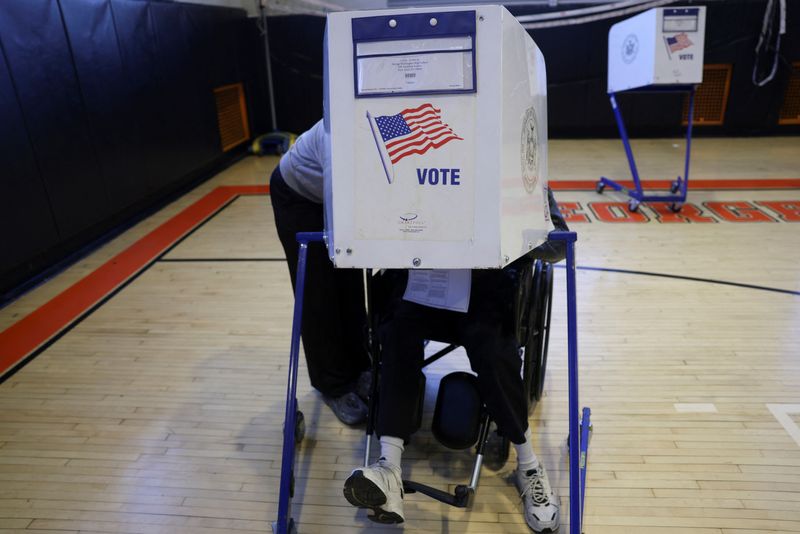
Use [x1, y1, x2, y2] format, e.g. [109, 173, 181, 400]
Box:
[379, 436, 404, 469]
[513, 427, 540, 472]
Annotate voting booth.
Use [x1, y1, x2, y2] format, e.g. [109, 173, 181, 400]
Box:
[608, 7, 706, 92]
[275, 6, 590, 534]
[598, 6, 706, 212]
[323, 5, 551, 269]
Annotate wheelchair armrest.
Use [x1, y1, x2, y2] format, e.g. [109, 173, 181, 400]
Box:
[527, 239, 566, 264]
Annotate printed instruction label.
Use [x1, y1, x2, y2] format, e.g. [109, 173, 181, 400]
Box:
[357, 52, 470, 95]
[402, 269, 471, 313]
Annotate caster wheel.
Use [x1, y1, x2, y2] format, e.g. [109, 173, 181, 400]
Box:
[628, 199, 640, 212]
[595, 181, 606, 194]
[669, 202, 683, 213]
[294, 410, 305, 444]
[670, 179, 681, 194]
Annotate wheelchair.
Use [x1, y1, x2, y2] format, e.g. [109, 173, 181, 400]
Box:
[362, 257, 555, 508]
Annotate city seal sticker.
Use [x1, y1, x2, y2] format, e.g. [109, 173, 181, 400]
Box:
[622, 34, 639, 64]
[520, 106, 539, 194]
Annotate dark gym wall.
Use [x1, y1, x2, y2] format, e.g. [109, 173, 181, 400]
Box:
[0, 0, 264, 297]
[261, 14, 327, 135]
[261, 0, 799, 137]
[519, 0, 800, 137]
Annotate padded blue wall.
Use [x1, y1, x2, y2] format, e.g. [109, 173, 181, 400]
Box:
[0, 0, 260, 296]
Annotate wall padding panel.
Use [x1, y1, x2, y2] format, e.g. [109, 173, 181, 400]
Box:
[0, 0, 255, 295]
[0, 0, 110, 239]
[0, 43, 61, 275]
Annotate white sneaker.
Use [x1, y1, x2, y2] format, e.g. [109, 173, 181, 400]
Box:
[515, 464, 560, 533]
[343, 458, 404, 524]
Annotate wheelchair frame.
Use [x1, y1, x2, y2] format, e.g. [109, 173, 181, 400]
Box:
[273, 230, 590, 534]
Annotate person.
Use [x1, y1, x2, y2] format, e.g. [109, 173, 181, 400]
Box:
[270, 120, 371, 425]
[342, 191, 569, 533]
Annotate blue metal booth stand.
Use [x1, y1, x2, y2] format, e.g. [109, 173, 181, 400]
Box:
[596, 86, 696, 213]
[274, 230, 591, 534]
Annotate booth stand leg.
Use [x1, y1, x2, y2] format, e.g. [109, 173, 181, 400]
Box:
[273, 232, 325, 534]
[549, 231, 591, 534]
[597, 88, 695, 212]
[580, 406, 592, 522]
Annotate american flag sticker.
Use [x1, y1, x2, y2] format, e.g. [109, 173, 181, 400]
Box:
[367, 103, 462, 184]
[664, 32, 693, 57]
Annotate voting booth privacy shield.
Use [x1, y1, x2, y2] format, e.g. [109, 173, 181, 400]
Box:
[323, 5, 552, 270]
[608, 6, 706, 93]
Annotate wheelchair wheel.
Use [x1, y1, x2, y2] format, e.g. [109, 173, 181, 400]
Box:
[523, 260, 553, 413]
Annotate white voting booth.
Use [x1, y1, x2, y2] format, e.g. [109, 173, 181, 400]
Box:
[598, 6, 706, 212]
[276, 8, 591, 534]
[608, 6, 706, 92]
[323, 5, 552, 270]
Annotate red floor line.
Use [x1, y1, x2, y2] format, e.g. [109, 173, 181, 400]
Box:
[0, 185, 268, 377]
[550, 178, 800, 190]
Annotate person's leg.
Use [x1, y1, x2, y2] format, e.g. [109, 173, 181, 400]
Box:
[342, 434, 405, 524]
[270, 168, 369, 422]
[374, 300, 431, 441]
[459, 274, 560, 533]
[459, 320, 529, 443]
[513, 427, 540, 471]
[343, 300, 441, 524]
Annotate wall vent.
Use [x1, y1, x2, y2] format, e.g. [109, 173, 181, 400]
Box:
[778, 62, 800, 125]
[214, 83, 250, 151]
[682, 64, 732, 126]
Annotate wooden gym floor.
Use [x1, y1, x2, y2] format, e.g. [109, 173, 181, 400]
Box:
[0, 137, 799, 534]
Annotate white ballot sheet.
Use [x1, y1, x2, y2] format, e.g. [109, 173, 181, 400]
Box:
[403, 269, 471, 313]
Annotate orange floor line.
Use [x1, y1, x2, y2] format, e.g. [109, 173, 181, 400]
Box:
[0, 185, 268, 377]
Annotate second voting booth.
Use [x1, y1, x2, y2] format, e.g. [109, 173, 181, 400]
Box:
[598, 6, 707, 212]
[275, 6, 588, 534]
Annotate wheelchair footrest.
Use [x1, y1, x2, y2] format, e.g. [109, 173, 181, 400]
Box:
[432, 372, 482, 450]
[402, 480, 475, 508]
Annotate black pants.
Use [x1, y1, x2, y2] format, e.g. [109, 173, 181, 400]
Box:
[376, 270, 529, 444]
[269, 167, 370, 397]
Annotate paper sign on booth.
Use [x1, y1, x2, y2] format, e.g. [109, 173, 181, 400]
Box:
[357, 52, 472, 95]
[403, 269, 471, 312]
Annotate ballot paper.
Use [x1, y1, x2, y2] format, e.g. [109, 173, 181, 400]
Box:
[402, 269, 471, 313]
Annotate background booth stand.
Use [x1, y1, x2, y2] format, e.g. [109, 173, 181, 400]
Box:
[596, 85, 696, 213]
[597, 6, 706, 213]
[272, 230, 591, 534]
